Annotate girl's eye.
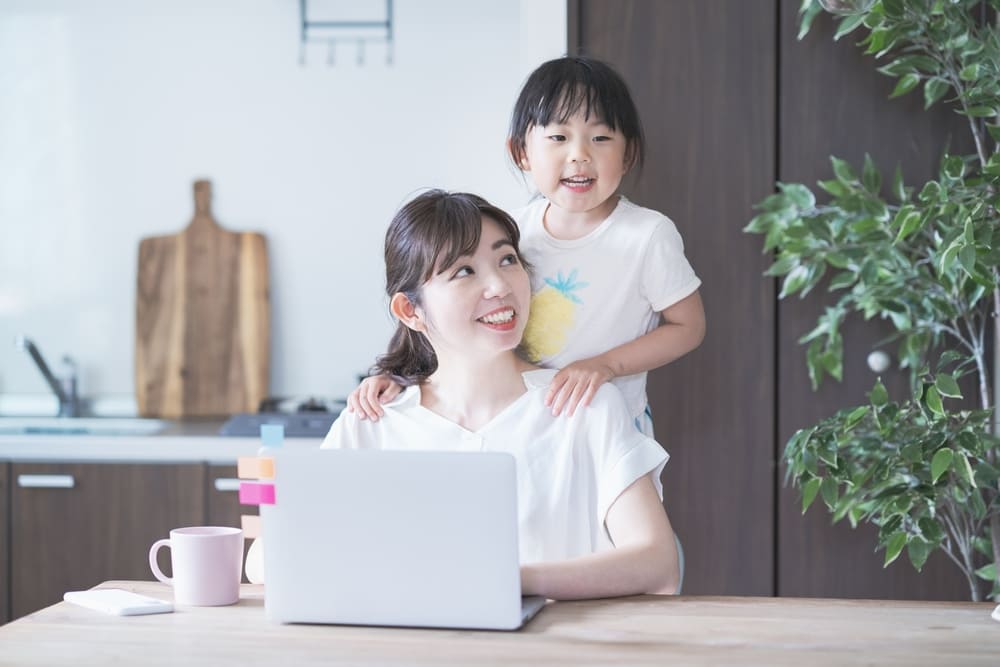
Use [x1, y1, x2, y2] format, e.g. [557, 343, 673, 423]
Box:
[547, 134, 566, 142]
[500, 253, 519, 266]
[452, 266, 473, 279]
[594, 135, 612, 142]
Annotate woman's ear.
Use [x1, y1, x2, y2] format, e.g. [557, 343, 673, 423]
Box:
[390, 292, 425, 332]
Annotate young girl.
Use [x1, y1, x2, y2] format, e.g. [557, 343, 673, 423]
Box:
[351, 56, 705, 438]
[325, 190, 679, 600]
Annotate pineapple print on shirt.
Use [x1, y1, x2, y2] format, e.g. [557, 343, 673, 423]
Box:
[522, 269, 588, 362]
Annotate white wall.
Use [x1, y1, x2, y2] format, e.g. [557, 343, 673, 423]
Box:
[0, 0, 565, 410]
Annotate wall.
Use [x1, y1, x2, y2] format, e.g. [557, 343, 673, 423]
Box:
[0, 0, 565, 410]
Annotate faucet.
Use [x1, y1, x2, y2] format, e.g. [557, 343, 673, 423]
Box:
[14, 336, 80, 417]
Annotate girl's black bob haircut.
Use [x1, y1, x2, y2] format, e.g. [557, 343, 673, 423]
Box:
[507, 56, 645, 172]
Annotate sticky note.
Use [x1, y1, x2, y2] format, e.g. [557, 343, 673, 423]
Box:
[239, 481, 275, 506]
[260, 424, 284, 447]
[237, 457, 274, 480]
[241, 514, 262, 539]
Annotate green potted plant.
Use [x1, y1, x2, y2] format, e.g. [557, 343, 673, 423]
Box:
[745, 0, 1000, 601]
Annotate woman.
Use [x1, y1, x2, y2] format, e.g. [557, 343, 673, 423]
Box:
[322, 190, 679, 600]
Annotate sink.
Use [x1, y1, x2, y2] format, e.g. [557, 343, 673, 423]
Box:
[0, 417, 170, 436]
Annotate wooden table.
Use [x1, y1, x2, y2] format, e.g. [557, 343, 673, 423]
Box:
[1, 581, 998, 665]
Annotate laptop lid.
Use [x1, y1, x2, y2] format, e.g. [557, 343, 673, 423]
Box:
[260, 448, 539, 630]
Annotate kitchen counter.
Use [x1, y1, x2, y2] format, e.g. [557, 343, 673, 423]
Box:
[0, 421, 322, 463]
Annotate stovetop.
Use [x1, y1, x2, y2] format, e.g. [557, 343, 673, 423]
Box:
[218, 396, 347, 438]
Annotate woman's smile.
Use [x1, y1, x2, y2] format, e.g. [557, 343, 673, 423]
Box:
[477, 306, 517, 331]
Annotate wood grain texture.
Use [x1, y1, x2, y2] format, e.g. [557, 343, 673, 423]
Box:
[9, 463, 206, 620]
[776, 4, 975, 599]
[136, 180, 270, 418]
[2, 582, 999, 665]
[574, 0, 778, 596]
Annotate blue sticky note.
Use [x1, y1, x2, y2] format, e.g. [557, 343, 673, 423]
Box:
[260, 423, 285, 447]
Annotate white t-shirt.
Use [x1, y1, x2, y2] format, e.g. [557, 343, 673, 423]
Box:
[515, 196, 701, 419]
[320, 369, 668, 565]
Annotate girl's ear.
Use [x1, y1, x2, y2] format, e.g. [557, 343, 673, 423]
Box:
[623, 144, 636, 173]
[390, 292, 425, 332]
[507, 138, 530, 171]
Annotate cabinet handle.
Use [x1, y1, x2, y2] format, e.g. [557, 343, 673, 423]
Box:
[18, 474, 75, 489]
[214, 478, 242, 492]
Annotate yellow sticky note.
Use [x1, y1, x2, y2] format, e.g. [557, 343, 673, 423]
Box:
[237, 457, 275, 479]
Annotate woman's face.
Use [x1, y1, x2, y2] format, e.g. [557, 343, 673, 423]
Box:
[414, 216, 531, 361]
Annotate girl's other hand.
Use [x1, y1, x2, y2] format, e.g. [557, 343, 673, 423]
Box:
[346, 374, 402, 421]
[545, 359, 615, 417]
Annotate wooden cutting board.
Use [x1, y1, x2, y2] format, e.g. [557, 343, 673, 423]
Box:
[135, 180, 270, 418]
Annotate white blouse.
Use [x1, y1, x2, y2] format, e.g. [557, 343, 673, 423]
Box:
[320, 369, 669, 564]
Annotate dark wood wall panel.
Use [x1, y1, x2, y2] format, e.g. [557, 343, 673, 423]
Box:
[574, 0, 778, 595]
[776, 2, 973, 599]
[1, 463, 8, 624]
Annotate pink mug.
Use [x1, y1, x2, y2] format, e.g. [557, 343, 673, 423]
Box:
[149, 526, 243, 606]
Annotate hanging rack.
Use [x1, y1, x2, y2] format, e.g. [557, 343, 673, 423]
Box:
[299, 0, 394, 66]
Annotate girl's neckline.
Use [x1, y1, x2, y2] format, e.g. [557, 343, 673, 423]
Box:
[539, 196, 627, 247]
[411, 369, 552, 436]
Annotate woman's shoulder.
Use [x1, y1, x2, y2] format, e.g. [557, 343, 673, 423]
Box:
[521, 369, 630, 417]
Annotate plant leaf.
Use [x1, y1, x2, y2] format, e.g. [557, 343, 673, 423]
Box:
[870, 380, 889, 407]
[884, 532, 907, 567]
[802, 477, 822, 514]
[925, 386, 945, 416]
[890, 73, 921, 99]
[923, 77, 950, 109]
[931, 448, 954, 483]
[934, 373, 962, 399]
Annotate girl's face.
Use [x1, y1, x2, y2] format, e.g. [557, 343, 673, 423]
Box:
[411, 217, 531, 362]
[520, 109, 629, 226]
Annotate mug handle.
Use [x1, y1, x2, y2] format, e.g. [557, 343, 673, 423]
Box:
[149, 539, 172, 584]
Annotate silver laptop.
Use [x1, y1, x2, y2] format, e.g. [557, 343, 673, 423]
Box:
[260, 448, 546, 630]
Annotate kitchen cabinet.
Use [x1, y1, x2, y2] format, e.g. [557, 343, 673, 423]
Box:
[1, 463, 8, 624]
[10, 462, 205, 619]
[207, 464, 257, 582]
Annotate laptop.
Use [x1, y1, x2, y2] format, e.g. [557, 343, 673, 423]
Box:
[259, 448, 547, 630]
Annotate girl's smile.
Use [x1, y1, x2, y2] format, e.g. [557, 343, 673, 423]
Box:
[520, 110, 628, 231]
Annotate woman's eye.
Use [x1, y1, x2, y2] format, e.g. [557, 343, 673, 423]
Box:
[500, 254, 519, 266]
[452, 266, 473, 279]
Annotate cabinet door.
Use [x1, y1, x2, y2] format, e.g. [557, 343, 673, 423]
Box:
[206, 464, 257, 582]
[776, 6, 972, 599]
[10, 462, 206, 619]
[572, 0, 778, 595]
[1, 462, 8, 624]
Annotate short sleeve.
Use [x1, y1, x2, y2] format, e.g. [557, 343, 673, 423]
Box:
[584, 384, 669, 526]
[640, 217, 701, 312]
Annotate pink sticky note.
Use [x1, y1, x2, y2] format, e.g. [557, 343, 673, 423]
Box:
[239, 481, 275, 505]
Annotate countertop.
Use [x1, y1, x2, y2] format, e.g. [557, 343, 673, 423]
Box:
[1, 580, 999, 666]
[0, 420, 322, 463]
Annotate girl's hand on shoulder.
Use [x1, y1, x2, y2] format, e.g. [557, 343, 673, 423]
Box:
[346, 374, 402, 421]
[545, 359, 615, 417]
